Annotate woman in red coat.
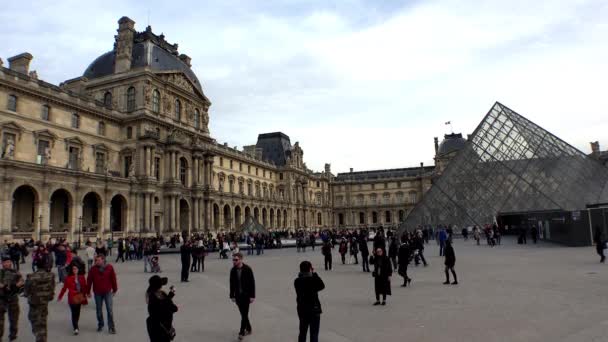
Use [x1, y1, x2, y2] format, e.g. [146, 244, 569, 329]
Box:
[58, 264, 88, 335]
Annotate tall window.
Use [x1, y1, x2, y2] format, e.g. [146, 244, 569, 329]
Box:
[219, 157, 223, 167]
[179, 158, 187, 185]
[95, 152, 105, 173]
[126, 126, 132, 139]
[68, 146, 80, 170]
[127, 87, 136, 112]
[98, 122, 106, 136]
[175, 99, 181, 121]
[104, 92, 112, 108]
[229, 179, 234, 193]
[152, 89, 160, 113]
[154, 157, 161, 179]
[71, 113, 80, 128]
[247, 165, 251, 174]
[37, 140, 50, 163]
[41, 104, 50, 121]
[7, 95, 17, 111]
[124, 156, 132, 177]
[230, 160, 233, 169]
[194, 109, 200, 128]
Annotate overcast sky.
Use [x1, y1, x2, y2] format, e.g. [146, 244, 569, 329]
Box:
[2, 0, 607, 174]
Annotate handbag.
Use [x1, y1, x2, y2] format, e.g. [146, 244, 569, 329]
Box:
[72, 293, 85, 305]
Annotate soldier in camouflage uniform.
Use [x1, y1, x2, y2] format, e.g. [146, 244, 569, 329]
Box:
[24, 258, 55, 342]
[0, 256, 24, 341]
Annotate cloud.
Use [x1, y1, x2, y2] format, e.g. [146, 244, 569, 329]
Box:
[2, 0, 607, 173]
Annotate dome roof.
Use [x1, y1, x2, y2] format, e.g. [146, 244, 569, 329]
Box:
[83, 27, 203, 93]
[438, 133, 466, 156]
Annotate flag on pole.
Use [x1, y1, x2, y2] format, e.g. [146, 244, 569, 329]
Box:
[445, 121, 451, 125]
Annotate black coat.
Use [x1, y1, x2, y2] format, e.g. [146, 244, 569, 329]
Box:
[180, 245, 191, 264]
[397, 244, 412, 272]
[230, 264, 256, 299]
[372, 255, 392, 296]
[294, 272, 325, 317]
[359, 239, 369, 256]
[444, 244, 456, 267]
[147, 290, 178, 342]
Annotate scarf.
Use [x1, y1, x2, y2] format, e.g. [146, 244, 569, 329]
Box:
[75, 275, 81, 292]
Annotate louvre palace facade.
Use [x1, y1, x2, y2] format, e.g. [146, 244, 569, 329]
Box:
[0, 17, 444, 241]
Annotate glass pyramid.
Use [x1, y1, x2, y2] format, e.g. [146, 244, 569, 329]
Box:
[399, 102, 608, 232]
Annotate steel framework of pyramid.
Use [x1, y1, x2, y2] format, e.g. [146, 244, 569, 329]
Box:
[398, 102, 608, 233]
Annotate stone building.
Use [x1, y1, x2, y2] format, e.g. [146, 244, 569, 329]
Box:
[0, 16, 449, 241]
[331, 166, 434, 228]
[0, 17, 335, 241]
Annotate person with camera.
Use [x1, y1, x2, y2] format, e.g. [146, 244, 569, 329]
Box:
[294, 261, 325, 342]
[146, 275, 178, 342]
[0, 255, 24, 341]
[229, 253, 255, 340]
[58, 264, 88, 335]
[370, 248, 392, 306]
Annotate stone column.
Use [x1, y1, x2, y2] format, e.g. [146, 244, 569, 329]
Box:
[175, 197, 181, 232]
[204, 200, 210, 232]
[103, 204, 111, 236]
[193, 157, 199, 186]
[170, 195, 176, 231]
[144, 193, 150, 231]
[193, 198, 199, 231]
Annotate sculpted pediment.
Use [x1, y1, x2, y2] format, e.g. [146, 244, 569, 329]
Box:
[159, 72, 195, 93]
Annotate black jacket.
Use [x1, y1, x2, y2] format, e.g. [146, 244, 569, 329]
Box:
[359, 239, 369, 256]
[444, 244, 456, 267]
[230, 264, 255, 299]
[294, 272, 325, 317]
[180, 245, 191, 263]
[398, 243, 412, 269]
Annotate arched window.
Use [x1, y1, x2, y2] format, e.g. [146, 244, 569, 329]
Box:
[41, 104, 50, 121]
[7, 95, 17, 111]
[98, 122, 105, 136]
[104, 92, 112, 108]
[175, 99, 181, 121]
[152, 89, 160, 113]
[126, 87, 136, 112]
[194, 109, 200, 129]
[180, 158, 187, 185]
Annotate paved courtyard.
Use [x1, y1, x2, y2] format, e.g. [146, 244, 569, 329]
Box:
[7, 237, 608, 342]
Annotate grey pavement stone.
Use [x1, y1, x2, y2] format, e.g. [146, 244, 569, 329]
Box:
[5, 237, 608, 342]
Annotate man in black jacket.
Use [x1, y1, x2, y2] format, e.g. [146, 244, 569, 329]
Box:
[358, 234, 370, 272]
[180, 241, 191, 282]
[229, 253, 255, 340]
[294, 261, 325, 342]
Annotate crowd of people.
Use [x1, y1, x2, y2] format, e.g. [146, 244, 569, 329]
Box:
[0, 221, 564, 342]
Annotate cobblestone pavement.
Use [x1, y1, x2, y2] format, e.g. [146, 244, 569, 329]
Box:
[6, 237, 608, 341]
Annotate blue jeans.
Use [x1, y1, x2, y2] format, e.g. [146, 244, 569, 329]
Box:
[144, 255, 150, 272]
[94, 293, 115, 330]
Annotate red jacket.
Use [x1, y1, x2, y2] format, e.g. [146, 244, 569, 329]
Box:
[86, 264, 118, 295]
[58, 274, 88, 305]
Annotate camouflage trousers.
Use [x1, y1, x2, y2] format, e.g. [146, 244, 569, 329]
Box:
[28, 304, 48, 342]
[0, 299, 19, 339]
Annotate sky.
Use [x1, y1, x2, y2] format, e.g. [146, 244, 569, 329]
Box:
[2, 0, 607, 174]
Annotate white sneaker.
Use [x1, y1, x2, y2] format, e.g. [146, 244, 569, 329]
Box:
[74, 329, 79, 335]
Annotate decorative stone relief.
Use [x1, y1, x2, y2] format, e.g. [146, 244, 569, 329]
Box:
[167, 74, 194, 93]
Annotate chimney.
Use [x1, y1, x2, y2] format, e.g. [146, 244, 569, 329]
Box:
[591, 141, 600, 155]
[324, 163, 331, 173]
[350, 168, 353, 173]
[114, 16, 135, 74]
[467, 134, 473, 141]
[179, 54, 192, 67]
[8, 53, 33, 75]
[434, 137, 439, 154]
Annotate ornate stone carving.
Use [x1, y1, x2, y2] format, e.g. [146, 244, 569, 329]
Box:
[167, 128, 187, 144]
[0, 58, 3, 67]
[162, 93, 172, 113]
[186, 101, 194, 121]
[167, 74, 194, 93]
[143, 82, 152, 105]
[2, 138, 14, 159]
[29, 70, 38, 79]
[44, 146, 52, 164]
